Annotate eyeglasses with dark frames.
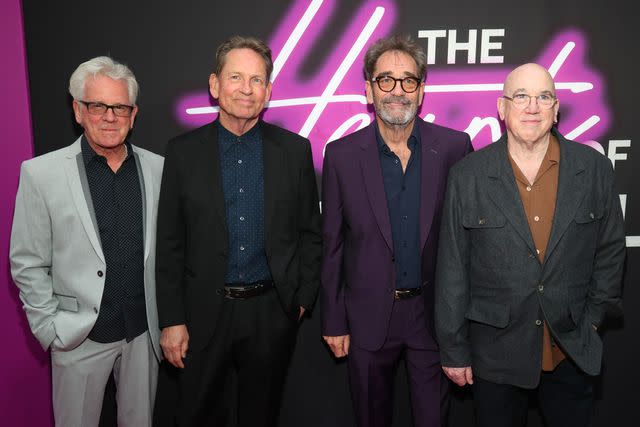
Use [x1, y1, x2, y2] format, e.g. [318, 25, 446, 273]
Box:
[502, 93, 557, 109]
[371, 75, 422, 93]
[78, 100, 135, 117]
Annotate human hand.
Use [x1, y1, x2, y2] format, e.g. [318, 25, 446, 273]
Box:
[323, 334, 350, 358]
[160, 324, 189, 369]
[442, 366, 473, 386]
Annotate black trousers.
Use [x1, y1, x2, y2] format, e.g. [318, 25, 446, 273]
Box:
[472, 359, 595, 427]
[153, 289, 298, 427]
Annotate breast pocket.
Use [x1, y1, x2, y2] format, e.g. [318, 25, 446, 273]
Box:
[570, 203, 604, 254]
[462, 210, 511, 270]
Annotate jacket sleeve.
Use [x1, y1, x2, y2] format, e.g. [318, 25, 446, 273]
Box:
[585, 158, 626, 327]
[155, 140, 187, 328]
[320, 143, 348, 336]
[10, 163, 58, 350]
[434, 166, 472, 367]
[294, 139, 322, 309]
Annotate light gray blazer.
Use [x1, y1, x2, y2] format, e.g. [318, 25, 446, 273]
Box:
[10, 137, 164, 361]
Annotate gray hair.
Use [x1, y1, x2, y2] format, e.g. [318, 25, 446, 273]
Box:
[68, 56, 139, 104]
[215, 35, 273, 81]
[364, 35, 428, 81]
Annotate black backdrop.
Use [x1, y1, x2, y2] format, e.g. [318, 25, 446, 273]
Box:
[21, 1, 639, 425]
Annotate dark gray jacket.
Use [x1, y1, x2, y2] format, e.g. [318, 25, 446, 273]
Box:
[434, 129, 625, 388]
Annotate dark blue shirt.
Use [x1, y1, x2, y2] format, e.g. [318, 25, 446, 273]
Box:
[81, 136, 147, 343]
[376, 123, 422, 289]
[217, 122, 272, 284]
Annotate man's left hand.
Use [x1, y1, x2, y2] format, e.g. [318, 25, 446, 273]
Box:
[299, 306, 306, 320]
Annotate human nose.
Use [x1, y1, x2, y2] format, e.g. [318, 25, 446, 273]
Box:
[525, 96, 541, 112]
[102, 107, 117, 121]
[390, 79, 405, 95]
[240, 78, 253, 94]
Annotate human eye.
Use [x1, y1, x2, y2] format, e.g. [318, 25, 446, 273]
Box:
[513, 93, 529, 101]
[251, 76, 265, 85]
[87, 102, 107, 114]
[403, 77, 419, 86]
[113, 105, 132, 116]
[538, 94, 552, 102]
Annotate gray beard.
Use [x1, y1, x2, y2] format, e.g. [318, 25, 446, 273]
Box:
[375, 98, 418, 127]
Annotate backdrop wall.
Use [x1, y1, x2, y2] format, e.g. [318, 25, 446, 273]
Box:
[4, 1, 638, 426]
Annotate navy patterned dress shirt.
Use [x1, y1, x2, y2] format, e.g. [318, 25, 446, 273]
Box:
[217, 122, 272, 284]
[82, 136, 147, 343]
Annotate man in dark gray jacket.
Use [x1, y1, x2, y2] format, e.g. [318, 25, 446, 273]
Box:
[435, 63, 625, 427]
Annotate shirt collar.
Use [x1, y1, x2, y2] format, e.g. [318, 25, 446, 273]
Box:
[375, 120, 421, 154]
[216, 120, 262, 154]
[81, 135, 133, 166]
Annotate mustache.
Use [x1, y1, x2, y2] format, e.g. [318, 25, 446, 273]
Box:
[382, 96, 411, 105]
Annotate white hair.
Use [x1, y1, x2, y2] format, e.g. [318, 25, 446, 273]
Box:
[68, 56, 139, 104]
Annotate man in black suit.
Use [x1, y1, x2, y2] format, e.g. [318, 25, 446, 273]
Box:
[154, 36, 321, 427]
[434, 63, 625, 427]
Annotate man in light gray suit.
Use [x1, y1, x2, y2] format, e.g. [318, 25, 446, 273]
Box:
[10, 56, 163, 427]
[435, 63, 625, 427]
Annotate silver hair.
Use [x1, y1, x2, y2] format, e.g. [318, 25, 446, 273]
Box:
[68, 56, 139, 104]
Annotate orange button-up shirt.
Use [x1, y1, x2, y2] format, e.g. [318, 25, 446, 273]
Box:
[508, 135, 567, 371]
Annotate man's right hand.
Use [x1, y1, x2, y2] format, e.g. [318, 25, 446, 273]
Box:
[323, 334, 350, 358]
[160, 324, 189, 369]
[442, 366, 473, 386]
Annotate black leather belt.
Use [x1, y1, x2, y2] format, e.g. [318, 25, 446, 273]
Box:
[223, 280, 274, 300]
[394, 286, 423, 300]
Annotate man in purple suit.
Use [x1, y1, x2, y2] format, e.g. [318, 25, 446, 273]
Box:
[320, 35, 473, 427]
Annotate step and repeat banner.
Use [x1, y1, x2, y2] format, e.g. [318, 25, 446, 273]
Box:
[4, 0, 638, 425]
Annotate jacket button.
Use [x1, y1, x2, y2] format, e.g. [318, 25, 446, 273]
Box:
[535, 319, 542, 326]
[97, 270, 103, 277]
[538, 284, 544, 292]
[391, 257, 395, 263]
[93, 307, 98, 314]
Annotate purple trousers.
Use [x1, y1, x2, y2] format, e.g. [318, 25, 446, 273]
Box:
[347, 295, 448, 427]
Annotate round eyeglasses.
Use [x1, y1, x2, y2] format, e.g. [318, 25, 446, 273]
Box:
[371, 76, 422, 93]
[502, 93, 557, 109]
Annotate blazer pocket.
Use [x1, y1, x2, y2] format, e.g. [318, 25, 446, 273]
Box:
[574, 208, 603, 224]
[54, 293, 79, 313]
[465, 298, 509, 328]
[462, 214, 506, 229]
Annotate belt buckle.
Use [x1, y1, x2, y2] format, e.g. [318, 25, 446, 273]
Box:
[224, 283, 263, 300]
[394, 289, 410, 300]
[394, 287, 421, 300]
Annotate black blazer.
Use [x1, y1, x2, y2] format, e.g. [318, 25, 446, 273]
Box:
[435, 129, 625, 388]
[156, 120, 321, 350]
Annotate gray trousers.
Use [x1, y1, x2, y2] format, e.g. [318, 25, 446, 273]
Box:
[51, 331, 158, 427]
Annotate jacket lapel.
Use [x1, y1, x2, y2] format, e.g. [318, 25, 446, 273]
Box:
[133, 147, 155, 263]
[359, 125, 393, 251]
[418, 122, 442, 250]
[544, 133, 586, 263]
[485, 136, 537, 254]
[64, 137, 105, 262]
[200, 122, 228, 231]
[262, 122, 283, 236]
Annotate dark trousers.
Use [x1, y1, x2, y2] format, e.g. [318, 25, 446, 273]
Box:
[347, 296, 447, 427]
[473, 359, 595, 427]
[153, 289, 298, 427]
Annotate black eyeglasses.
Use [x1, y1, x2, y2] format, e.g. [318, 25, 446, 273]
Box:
[371, 75, 422, 93]
[502, 93, 557, 109]
[78, 100, 135, 117]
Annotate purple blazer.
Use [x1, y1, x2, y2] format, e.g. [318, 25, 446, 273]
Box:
[320, 119, 472, 351]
